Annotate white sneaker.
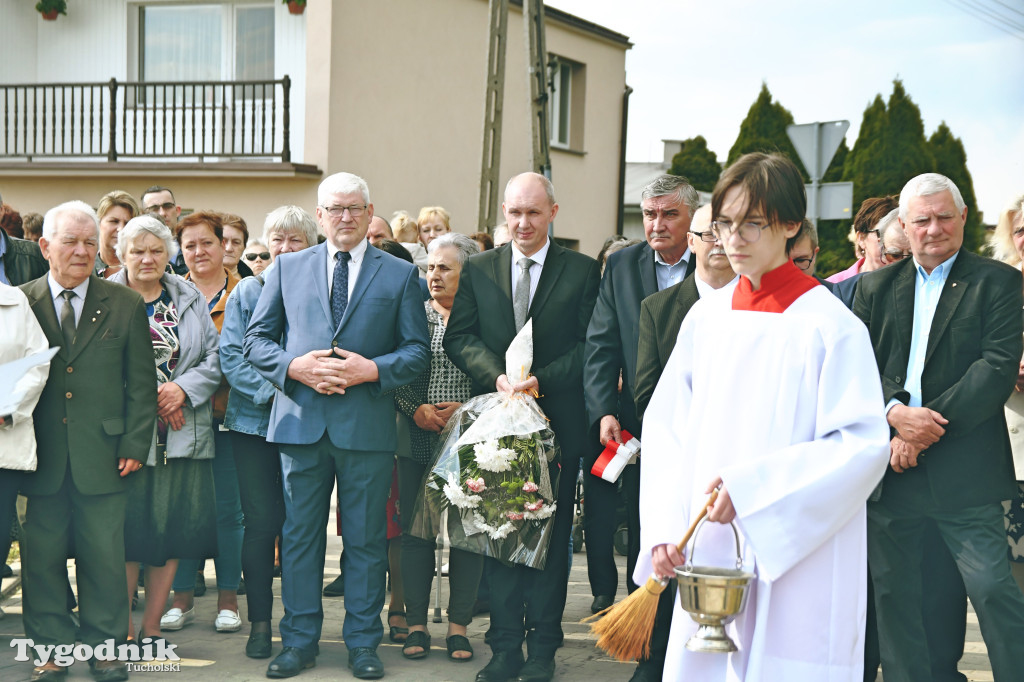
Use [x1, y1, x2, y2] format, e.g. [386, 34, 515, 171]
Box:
[160, 606, 194, 631]
[215, 609, 242, 632]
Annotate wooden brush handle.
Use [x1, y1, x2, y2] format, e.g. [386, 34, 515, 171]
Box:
[674, 489, 719, 553]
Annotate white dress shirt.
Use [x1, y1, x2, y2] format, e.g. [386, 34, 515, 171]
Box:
[510, 239, 551, 307]
[326, 237, 369, 300]
[47, 273, 89, 326]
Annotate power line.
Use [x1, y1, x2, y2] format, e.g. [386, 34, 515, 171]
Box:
[942, 0, 1024, 41]
[987, 0, 1024, 21]
[959, 0, 1024, 33]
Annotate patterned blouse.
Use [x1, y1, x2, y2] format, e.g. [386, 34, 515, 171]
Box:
[147, 288, 180, 384]
[395, 301, 472, 464]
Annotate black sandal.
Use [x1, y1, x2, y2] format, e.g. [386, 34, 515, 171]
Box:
[402, 630, 431, 659]
[388, 610, 408, 643]
[446, 634, 474, 661]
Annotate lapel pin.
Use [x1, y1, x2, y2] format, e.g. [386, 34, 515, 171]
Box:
[91, 318, 96, 322]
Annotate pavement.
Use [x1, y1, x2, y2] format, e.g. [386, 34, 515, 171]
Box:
[0, 522, 996, 682]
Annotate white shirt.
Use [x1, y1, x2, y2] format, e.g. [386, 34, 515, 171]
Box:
[326, 237, 369, 300]
[47, 273, 89, 327]
[510, 239, 551, 307]
[694, 273, 739, 300]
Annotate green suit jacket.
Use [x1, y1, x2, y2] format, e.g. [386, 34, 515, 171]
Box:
[633, 274, 700, 423]
[20, 274, 157, 496]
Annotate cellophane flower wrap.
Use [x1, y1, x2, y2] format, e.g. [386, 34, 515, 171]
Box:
[408, 320, 561, 569]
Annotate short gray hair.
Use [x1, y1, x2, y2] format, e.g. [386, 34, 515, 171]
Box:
[246, 237, 267, 249]
[116, 215, 178, 263]
[43, 200, 99, 240]
[899, 173, 965, 221]
[318, 172, 370, 206]
[264, 205, 319, 247]
[505, 172, 555, 205]
[427, 232, 479, 266]
[641, 175, 700, 218]
[876, 208, 902, 244]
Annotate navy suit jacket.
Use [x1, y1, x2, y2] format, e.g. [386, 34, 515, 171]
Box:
[583, 242, 694, 437]
[244, 241, 429, 451]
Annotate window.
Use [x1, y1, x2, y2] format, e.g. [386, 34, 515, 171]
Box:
[138, 3, 274, 83]
[548, 56, 585, 151]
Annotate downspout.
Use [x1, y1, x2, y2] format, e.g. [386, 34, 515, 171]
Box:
[615, 84, 633, 237]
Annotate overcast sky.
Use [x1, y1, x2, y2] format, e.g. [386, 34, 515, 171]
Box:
[547, 0, 1024, 222]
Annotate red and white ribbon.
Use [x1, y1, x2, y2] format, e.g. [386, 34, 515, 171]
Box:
[591, 430, 641, 483]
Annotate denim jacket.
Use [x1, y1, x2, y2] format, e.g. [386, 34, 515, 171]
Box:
[222, 267, 276, 436]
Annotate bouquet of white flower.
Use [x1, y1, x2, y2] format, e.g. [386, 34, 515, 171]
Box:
[407, 321, 561, 570]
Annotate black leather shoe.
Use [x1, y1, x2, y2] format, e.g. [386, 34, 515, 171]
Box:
[266, 647, 316, 678]
[31, 663, 68, 681]
[515, 657, 555, 682]
[322, 574, 344, 597]
[246, 630, 273, 659]
[88, 659, 128, 682]
[590, 594, 614, 614]
[475, 649, 525, 682]
[347, 647, 384, 680]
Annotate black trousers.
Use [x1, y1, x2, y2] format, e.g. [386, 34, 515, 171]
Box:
[231, 430, 285, 623]
[22, 470, 129, 646]
[488, 455, 579, 660]
[582, 450, 619, 598]
[869, 498, 1024, 682]
[396, 456, 483, 627]
[864, 520, 967, 682]
[0, 470, 23, 566]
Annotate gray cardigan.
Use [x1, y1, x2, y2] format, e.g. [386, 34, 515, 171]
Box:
[110, 270, 222, 464]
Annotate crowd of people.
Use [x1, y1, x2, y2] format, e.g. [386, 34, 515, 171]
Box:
[0, 160, 1022, 682]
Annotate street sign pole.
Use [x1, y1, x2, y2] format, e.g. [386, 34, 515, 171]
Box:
[786, 120, 853, 222]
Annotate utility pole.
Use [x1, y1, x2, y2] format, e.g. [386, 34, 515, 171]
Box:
[477, 0, 509, 234]
[477, 0, 552, 233]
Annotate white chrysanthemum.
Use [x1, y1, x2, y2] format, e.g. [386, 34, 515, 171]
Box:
[524, 501, 556, 520]
[471, 512, 516, 540]
[443, 473, 482, 509]
[473, 440, 517, 473]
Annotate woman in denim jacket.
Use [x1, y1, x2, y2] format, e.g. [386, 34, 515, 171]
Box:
[220, 206, 319, 659]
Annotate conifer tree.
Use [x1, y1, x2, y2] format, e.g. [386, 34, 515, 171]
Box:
[727, 83, 808, 179]
[669, 136, 721, 192]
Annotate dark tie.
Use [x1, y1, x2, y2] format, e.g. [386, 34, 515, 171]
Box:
[60, 289, 77, 350]
[513, 257, 535, 331]
[331, 251, 352, 328]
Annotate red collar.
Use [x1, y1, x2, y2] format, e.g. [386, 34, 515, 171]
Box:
[732, 260, 820, 313]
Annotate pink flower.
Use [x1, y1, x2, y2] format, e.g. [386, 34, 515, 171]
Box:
[522, 481, 539, 493]
[506, 511, 525, 521]
[465, 477, 487, 493]
[524, 500, 544, 512]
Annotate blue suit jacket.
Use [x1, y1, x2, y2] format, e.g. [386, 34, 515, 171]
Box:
[243, 241, 429, 451]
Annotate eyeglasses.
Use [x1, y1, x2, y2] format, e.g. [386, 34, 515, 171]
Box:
[144, 202, 176, 213]
[244, 252, 271, 261]
[691, 230, 720, 243]
[711, 220, 771, 243]
[321, 204, 367, 218]
[881, 250, 912, 264]
[792, 256, 815, 271]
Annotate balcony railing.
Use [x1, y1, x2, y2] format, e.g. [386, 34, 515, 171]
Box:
[0, 77, 291, 162]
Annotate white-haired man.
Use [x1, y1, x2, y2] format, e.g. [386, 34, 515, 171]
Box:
[245, 173, 429, 679]
[20, 201, 156, 681]
[854, 173, 1024, 681]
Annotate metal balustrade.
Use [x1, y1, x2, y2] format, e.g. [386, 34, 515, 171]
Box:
[0, 76, 291, 162]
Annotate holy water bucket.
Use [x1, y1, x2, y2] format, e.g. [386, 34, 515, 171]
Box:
[673, 518, 754, 653]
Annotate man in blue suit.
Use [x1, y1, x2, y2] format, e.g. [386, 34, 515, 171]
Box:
[244, 172, 429, 679]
